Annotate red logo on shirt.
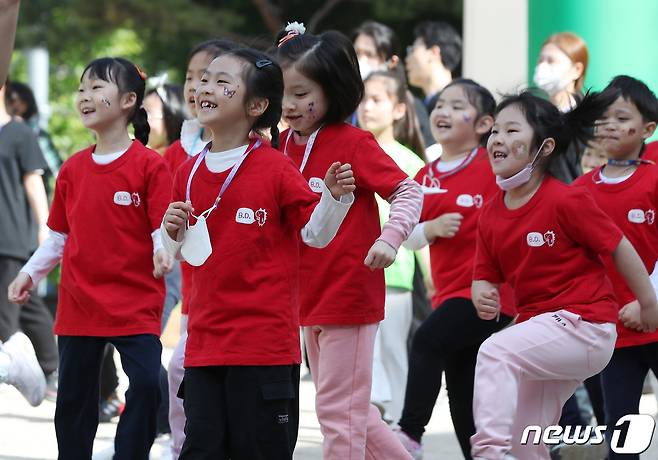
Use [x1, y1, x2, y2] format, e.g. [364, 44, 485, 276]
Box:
[132, 192, 141, 207]
[646, 210, 655, 225]
[544, 231, 556, 247]
[473, 194, 483, 208]
[255, 208, 267, 227]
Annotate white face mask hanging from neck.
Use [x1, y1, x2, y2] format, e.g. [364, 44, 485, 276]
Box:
[495, 140, 548, 191]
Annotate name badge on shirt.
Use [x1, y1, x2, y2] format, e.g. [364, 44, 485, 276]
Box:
[308, 177, 324, 193]
[628, 209, 655, 225]
[527, 231, 556, 248]
[114, 191, 132, 206]
[235, 207, 268, 226]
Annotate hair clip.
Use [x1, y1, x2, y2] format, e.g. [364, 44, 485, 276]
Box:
[134, 64, 147, 81]
[255, 59, 273, 69]
[278, 21, 306, 47]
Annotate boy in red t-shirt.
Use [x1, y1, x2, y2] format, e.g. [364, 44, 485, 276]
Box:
[573, 75, 658, 460]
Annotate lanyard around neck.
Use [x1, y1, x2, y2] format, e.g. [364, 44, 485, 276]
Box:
[185, 139, 261, 218]
[283, 126, 322, 173]
[428, 147, 479, 180]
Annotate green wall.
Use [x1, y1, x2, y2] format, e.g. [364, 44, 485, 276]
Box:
[528, 0, 658, 139]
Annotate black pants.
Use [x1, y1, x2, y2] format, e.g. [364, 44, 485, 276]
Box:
[55, 334, 161, 460]
[0, 256, 58, 376]
[601, 343, 658, 460]
[180, 364, 300, 460]
[398, 297, 513, 459]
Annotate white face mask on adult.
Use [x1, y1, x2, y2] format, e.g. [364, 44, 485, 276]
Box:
[358, 58, 386, 80]
[496, 140, 548, 191]
[533, 61, 574, 97]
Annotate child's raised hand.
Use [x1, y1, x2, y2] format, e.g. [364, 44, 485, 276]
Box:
[619, 300, 644, 331]
[364, 240, 397, 270]
[428, 213, 463, 239]
[164, 201, 194, 240]
[153, 248, 173, 279]
[7, 272, 34, 306]
[324, 162, 356, 200]
[472, 280, 500, 320]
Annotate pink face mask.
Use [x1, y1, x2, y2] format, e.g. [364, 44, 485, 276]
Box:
[495, 140, 547, 191]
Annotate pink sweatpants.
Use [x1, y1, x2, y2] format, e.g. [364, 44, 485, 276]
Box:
[304, 324, 413, 460]
[470, 310, 616, 460]
[168, 314, 187, 460]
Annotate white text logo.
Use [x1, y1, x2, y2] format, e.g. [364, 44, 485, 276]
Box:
[521, 415, 655, 454]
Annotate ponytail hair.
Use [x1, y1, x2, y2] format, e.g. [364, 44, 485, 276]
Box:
[495, 89, 616, 172]
[81, 57, 150, 144]
[365, 70, 426, 160]
[224, 48, 284, 148]
[132, 107, 150, 145]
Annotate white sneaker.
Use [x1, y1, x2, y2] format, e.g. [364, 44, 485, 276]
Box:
[0, 332, 46, 406]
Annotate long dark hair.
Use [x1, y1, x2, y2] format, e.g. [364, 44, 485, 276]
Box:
[274, 27, 364, 125]
[145, 84, 186, 145]
[81, 57, 150, 144]
[224, 48, 283, 148]
[6, 81, 38, 120]
[365, 70, 426, 159]
[495, 89, 616, 172]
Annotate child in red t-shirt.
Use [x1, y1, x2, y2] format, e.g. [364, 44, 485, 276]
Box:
[162, 48, 356, 459]
[160, 38, 238, 459]
[8, 57, 173, 459]
[470, 90, 658, 460]
[573, 75, 658, 459]
[395, 79, 515, 459]
[274, 22, 422, 459]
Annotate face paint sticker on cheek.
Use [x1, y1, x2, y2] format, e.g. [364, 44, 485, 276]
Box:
[101, 98, 111, 107]
[628, 128, 636, 136]
[223, 87, 236, 99]
[511, 141, 527, 158]
[462, 113, 471, 122]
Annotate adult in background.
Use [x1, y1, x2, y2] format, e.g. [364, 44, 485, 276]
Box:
[533, 31, 589, 183]
[0, 82, 59, 400]
[405, 21, 461, 114]
[352, 20, 433, 148]
[6, 81, 63, 196]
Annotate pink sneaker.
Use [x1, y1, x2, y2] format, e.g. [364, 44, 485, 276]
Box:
[394, 428, 423, 460]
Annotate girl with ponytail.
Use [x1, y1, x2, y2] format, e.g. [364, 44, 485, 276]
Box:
[469, 90, 658, 459]
[8, 56, 174, 458]
[161, 47, 356, 458]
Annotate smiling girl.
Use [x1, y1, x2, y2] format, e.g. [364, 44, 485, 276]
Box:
[274, 22, 422, 460]
[161, 48, 356, 459]
[8, 57, 173, 459]
[469, 90, 658, 460]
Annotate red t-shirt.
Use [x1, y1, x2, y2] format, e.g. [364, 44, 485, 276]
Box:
[415, 148, 514, 315]
[574, 165, 658, 347]
[163, 140, 195, 314]
[48, 140, 171, 336]
[641, 141, 658, 162]
[474, 176, 622, 324]
[173, 143, 320, 366]
[279, 123, 408, 326]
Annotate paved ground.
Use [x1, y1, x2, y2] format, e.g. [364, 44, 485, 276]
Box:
[2, 334, 658, 459]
